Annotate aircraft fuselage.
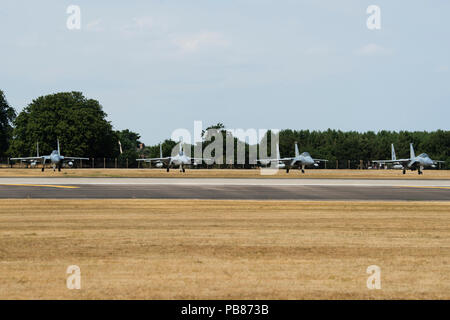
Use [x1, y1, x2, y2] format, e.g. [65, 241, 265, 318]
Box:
[290, 155, 315, 167]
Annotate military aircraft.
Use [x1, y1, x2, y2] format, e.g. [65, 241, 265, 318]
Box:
[10, 139, 89, 172]
[259, 142, 327, 173]
[137, 143, 207, 172]
[372, 143, 444, 175]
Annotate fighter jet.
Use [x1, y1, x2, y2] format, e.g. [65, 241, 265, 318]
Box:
[259, 142, 327, 173]
[136, 143, 207, 172]
[10, 139, 89, 172]
[372, 143, 444, 175]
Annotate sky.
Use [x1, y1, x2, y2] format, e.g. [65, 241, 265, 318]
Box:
[1, 0, 449, 144]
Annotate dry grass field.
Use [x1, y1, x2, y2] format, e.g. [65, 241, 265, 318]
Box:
[0, 168, 450, 179]
[0, 199, 449, 299]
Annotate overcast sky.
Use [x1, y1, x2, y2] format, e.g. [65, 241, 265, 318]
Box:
[1, 0, 449, 144]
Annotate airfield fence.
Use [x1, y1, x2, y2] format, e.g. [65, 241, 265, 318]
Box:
[0, 157, 445, 170]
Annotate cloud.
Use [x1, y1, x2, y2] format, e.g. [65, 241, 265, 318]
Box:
[355, 43, 393, 56]
[173, 32, 230, 53]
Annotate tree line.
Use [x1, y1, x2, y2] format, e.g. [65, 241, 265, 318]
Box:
[0, 90, 143, 167]
[1, 90, 449, 168]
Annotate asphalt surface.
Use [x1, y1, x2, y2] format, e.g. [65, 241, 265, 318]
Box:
[0, 178, 449, 201]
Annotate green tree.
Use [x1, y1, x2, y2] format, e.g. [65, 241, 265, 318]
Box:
[9, 92, 117, 158]
[0, 90, 16, 157]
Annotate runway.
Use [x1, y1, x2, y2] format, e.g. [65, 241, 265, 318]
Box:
[0, 178, 449, 200]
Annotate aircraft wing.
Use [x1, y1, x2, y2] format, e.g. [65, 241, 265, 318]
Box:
[279, 157, 295, 161]
[256, 158, 279, 163]
[137, 157, 171, 163]
[373, 158, 410, 164]
[372, 159, 392, 163]
[276, 157, 296, 166]
[434, 160, 446, 163]
[63, 157, 90, 161]
[313, 158, 328, 162]
[10, 156, 44, 162]
[257, 156, 295, 162]
[190, 157, 212, 163]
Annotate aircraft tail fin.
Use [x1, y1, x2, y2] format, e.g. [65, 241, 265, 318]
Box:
[294, 142, 300, 157]
[179, 142, 183, 156]
[160, 143, 163, 158]
[410, 143, 415, 159]
[391, 144, 396, 161]
[57, 138, 61, 156]
[36, 142, 39, 158]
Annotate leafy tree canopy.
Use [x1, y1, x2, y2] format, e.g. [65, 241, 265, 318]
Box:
[0, 90, 16, 157]
[9, 92, 116, 158]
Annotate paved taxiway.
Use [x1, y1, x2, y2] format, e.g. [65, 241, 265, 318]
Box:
[0, 178, 449, 201]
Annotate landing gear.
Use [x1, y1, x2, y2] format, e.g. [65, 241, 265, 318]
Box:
[182, 168, 186, 173]
[166, 167, 170, 172]
[403, 168, 406, 175]
[286, 168, 290, 173]
[418, 167, 423, 175]
[301, 165, 305, 174]
[42, 167, 45, 172]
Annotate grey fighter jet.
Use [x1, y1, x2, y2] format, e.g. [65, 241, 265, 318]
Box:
[137, 143, 208, 172]
[259, 142, 327, 173]
[373, 143, 444, 175]
[10, 139, 89, 172]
